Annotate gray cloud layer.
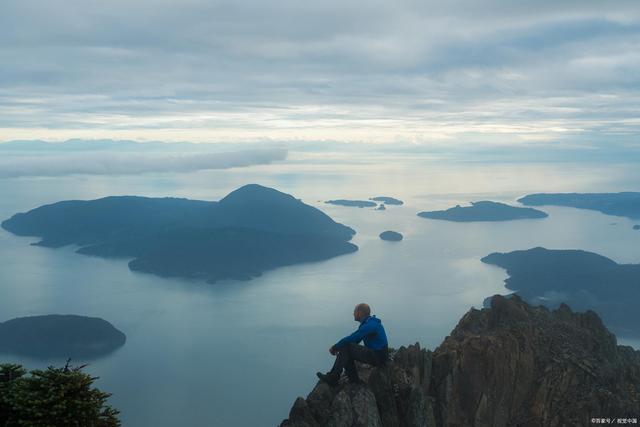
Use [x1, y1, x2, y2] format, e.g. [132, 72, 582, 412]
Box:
[0, 145, 287, 177]
[1, 1, 639, 147]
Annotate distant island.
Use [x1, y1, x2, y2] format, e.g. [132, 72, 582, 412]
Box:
[325, 199, 377, 208]
[325, 196, 403, 210]
[481, 247, 640, 337]
[370, 196, 403, 205]
[0, 314, 126, 359]
[633, 224, 640, 230]
[519, 192, 640, 219]
[417, 201, 548, 222]
[379, 230, 403, 241]
[2, 184, 358, 283]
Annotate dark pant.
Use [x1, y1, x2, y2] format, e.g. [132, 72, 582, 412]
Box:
[329, 343, 388, 380]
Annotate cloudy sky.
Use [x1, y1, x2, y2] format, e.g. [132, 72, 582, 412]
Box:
[1, 0, 639, 150]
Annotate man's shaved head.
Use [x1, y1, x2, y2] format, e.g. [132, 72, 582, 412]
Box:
[354, 303, 371, 317]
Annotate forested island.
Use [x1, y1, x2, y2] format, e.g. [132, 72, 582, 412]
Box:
[325, 199, 377, 208]
[0, 314, 126, 359]
[379, 230, 403, 241]
[370, 196, 403, 205]
[418, 201, 548, 222]
[2, 184, 357, 283]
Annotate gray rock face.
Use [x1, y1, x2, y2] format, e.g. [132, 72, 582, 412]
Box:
[281, 295, 640, 427]
[327, 385, 382, 427]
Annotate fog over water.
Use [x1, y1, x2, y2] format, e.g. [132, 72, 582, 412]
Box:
[1, 152, 639, 426]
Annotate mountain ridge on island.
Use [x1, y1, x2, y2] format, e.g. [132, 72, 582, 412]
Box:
[1, 184, 357, 283]
[280, 295, 640, 427]
[418, 200, 548, 222]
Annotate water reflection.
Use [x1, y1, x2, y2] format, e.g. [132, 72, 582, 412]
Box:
[0, 156, 638, 426]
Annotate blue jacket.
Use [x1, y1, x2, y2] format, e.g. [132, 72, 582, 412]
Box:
[334, 315, 388, 350]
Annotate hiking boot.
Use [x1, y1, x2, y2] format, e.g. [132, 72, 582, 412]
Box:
[316, 371, 339, 387]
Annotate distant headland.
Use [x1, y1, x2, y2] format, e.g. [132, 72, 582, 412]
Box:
[481, 247, 640, 338]
[519, 192, 640, 219]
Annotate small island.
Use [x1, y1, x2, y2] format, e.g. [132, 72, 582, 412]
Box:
[2, 184, 358, 283]
[325, 199, 377, 208]
[376, 204, 386, 211]
[0, 314, 126, 359]
[634, 224, 640, 230]
[518, 192, 640, 219]
[481, 247, 640, 338]
[379, 230, 403, 241]
[370, 196, 403, 206]
[417, 201, 548, 222]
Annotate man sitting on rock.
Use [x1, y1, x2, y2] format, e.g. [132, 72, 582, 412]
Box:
[316, 303, 389, 386]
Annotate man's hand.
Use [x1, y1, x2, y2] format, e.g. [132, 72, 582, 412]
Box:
[329, 345, 337, 355]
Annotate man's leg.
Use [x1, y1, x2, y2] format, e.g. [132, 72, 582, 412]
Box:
[344, 357, 360, 382]
[318, 344, 383, 385]
[343, 343, 381, 381]
[329, 344, 379, 382]
[326, 345, 352, 379]
[346, 343, 381, 365]
[316, 344, 352, 386]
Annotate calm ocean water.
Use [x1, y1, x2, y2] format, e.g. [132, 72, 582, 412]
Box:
[1, 154, 639, 426]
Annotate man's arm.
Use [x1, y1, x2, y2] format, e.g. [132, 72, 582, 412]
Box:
[333, 321, 377, 349]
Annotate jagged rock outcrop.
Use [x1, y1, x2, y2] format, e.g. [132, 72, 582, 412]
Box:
[281, 295, 640, 427]
[281, 343, 435, 427]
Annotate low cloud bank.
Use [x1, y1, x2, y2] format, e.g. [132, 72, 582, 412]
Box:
[0, 147, 287, 177]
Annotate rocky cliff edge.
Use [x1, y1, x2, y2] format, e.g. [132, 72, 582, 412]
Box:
[280, 294, 640, 427]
